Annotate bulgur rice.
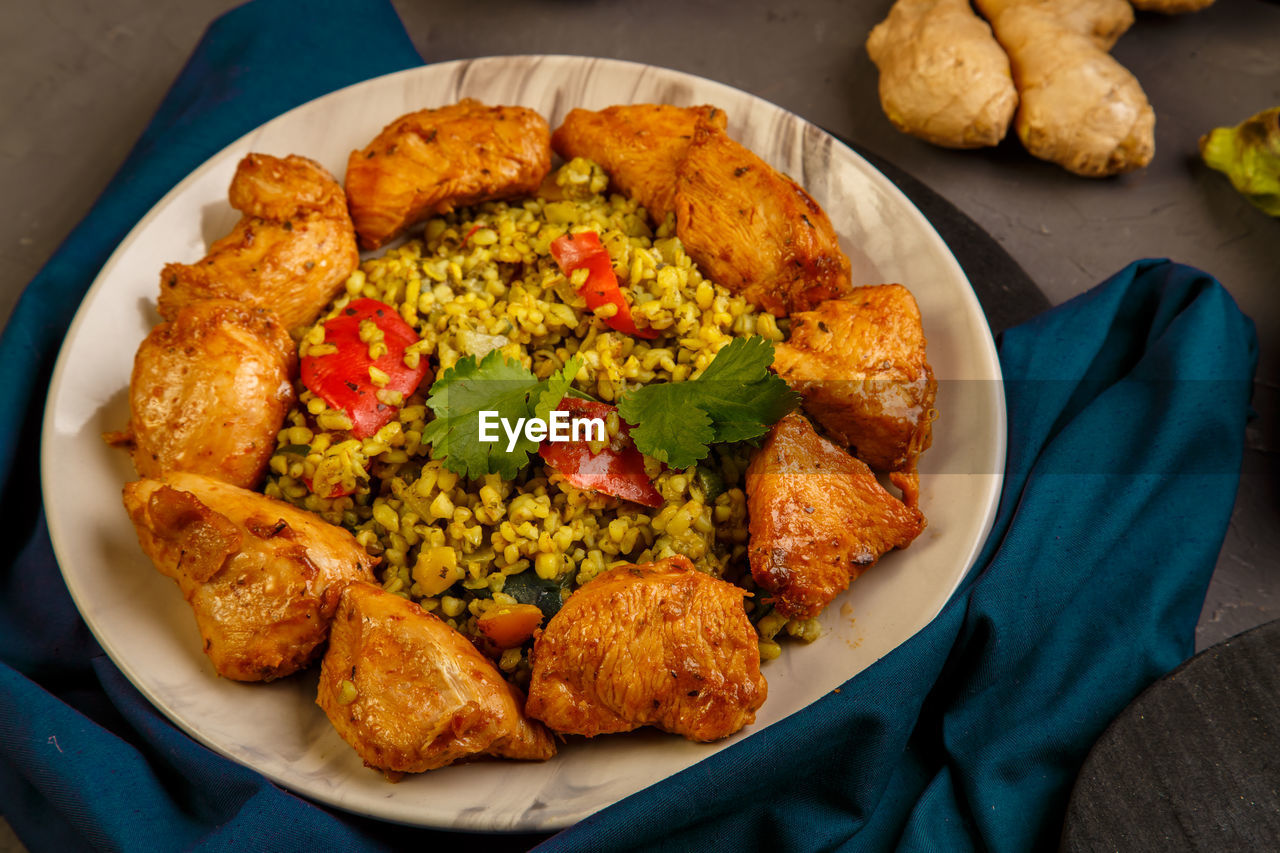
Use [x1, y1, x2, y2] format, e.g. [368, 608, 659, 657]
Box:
[263, 157, 817, 683]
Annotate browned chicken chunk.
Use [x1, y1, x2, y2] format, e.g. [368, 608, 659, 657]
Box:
[551, 103, 727, 224]
[345, 98, 551, 250]
[122, 472, 377, 681]
[746, 413, 924, 621]
[122, 298, 296, 490]
[526, 555, 767, 742]
[317, 581, 555, 774]
[773, 285, 937, 476]
[674, 117, 853, 316]
[158, 153, 359, 330]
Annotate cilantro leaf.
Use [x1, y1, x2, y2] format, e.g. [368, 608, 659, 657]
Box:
[617, 336, 798, 469]
[695, 335, 774, 385]
[421, 351, 542, 480]
[620, 385, 716, 470]
[422, 353, 585, 480]
[423, 335, 795, 480]
[534, 357, 583, 424]
[700, 374, 797, 444]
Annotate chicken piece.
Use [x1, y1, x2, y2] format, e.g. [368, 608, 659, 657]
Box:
[317, 581, 555, 774]
[551, 104, 728, 224]
[975, 0, 1153, 177]
[673, 117, 852, 316]
[866, 0, 1019, 149]
[158, 153, 359, 329]
[122, 472, 377, 681]
[526, 555, 767, 742]
[746, 413, 925, 621]
[345, 99, 551, 250]
[121, 298, 296, 490]
[772, 285, 937, 475]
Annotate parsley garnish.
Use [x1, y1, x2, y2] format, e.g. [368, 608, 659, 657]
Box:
[618, 336, 797, 469]
[421, 352, 582, 480]
[420, 336, 795, 479]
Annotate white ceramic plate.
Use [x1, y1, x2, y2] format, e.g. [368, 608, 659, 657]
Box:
[41, 56, 1005, 832]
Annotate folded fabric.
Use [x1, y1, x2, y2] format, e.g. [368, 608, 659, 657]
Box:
[544, 259, 1256, 852]
[0, 0, 1257, 851]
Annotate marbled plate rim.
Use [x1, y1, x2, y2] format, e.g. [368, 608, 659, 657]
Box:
[41, 55, 1005, 831]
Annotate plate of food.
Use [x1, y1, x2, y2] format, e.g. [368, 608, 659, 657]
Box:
[40, 55, 1005, 831]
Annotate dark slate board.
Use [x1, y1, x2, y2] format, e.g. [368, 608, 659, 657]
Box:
[1062, 618, 1280, 852]
[837, 135, 1051, 334]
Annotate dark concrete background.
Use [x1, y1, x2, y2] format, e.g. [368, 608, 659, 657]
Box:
[3, 0, 1276, 674]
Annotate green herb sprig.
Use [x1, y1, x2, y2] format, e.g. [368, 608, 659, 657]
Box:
[420, 353, 582, 480]
[420, 336, 795, 479]
[618, 336, 797, 469]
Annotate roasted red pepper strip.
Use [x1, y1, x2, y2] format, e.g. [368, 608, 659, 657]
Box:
[300, 297, 431, 439]
[538, 397, 663, 508]
[549, 231, 658, 339]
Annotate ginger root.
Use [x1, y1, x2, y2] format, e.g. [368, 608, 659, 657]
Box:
[866, 0, 1018, 149]
[978, 0, 1134, 49]
[975, 0, 1155, 176]
[1130, 0, 1216, 13]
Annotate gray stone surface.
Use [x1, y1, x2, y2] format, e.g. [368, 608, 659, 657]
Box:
[1064, 618, 1280, 849]
[1, 0, 1277, 844]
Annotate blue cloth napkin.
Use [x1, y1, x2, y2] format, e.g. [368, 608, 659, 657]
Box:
[0, 1, 1258, 850]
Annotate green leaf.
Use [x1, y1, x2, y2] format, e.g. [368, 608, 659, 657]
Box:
[695, 335, 774, 385]
[620, 384, 715, 469]
[422, 335, 795, 481]
[533, 357, 583, 423]
[421, 353, 588, 480]
[701, 374, 798, 443]
[421, 351, 544, 480]
[617, 335, 797, 468]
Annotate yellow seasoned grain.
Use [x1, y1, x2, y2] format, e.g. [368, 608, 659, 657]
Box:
[265, 157, 782, 669]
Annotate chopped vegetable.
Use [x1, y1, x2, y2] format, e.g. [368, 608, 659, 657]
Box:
[695, 464, 727, 503]
[276, 443, 365, 498]
[550, 231, 658, 339]
[1201, 106, 1280, 217]
[476, 604, 545, 649]
[618, 336, 798, 469]
[411, 545, 464, 596]
[303, 474, 358, 499]
[300, 298, 430, 439]
[538, 398, 664, 508]
[421, 353, 582, 479]
[501, 571, 569, 622]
